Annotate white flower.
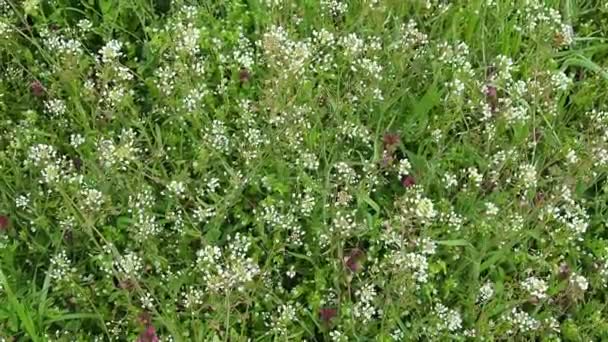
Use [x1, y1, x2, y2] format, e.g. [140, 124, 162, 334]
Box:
[435, 303, 462, 332]
[15, 194, 30, 209]
[521, 276, 548, 299]
[320, 0, 348, 17]
[477, 282, 494, 303]
[467, 167, 483, 187]
[485, 202, 499, 216]
[70, 134, 85, 148]
[353, 283, 377, 323]
[49, 250, 73, 281]
[571, 273, 588, 292]
[99, 40, 123, 63]
[80, 187, 104, 211]
[77, 19, 92, 31]
[167, 180, 186, 198]
[44, 99, 67, 117]
[443, 172, 458, 189]
[415, 197, 436, 220]
[398, 158, 412, 177]
[518, 163, 537, 189]
[115, 251, 143, 278]
[566, 149, 578, 164]
[503, 307, 540, 334]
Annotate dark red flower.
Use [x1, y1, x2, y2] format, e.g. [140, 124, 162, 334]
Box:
[382, 133, 400, 150]
[319, 308, 337, 322]
[137, 325, 159, 342]
[31, 80, 45, 97]
[401, 175, 416, 188]
[72, 157, 83, 171]
[485, 85, 498, 111]
[0, 215, 9, 232]
[534, 191, 545, 206]
[558, 263, 571, 280]
[344, 248, 364, 272]
[239, 68, 251, 83]
[485, 85, 497, 98]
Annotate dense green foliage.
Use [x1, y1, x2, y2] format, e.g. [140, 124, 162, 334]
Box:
[1, 0, 608, 340]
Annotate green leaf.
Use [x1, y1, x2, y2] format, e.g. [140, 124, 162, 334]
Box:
[436, 239, 472, 247]
[0, 270, 40, 341]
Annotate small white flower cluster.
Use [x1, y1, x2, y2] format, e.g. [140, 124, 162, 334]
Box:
[196, 233, 260, 292]
[295, 188, 316, 217]
[599, 259, 608, 288]
[386, 250, 430, 285]
[154, 65, 177, 96]
[49, 250, 74, 283]
[339, 33, 365, 58]
[26, 143, 79, 186]
[182, 86, 208, 113]
[166, 180, 186, 199]
[181, 286, 204, 309]
[311, 29, 337, 73]
[70, 133, 85, 148]
[260, 25, 312, 78]
[41, 29, 83, 57]
[77, 19, 92, 32]
[477, 282, 494, 303]
[98, 40, 124, 64]
[516, 1, 574, 47]
[296, 151, 320, 171]
[202, 120, 231, 154]
[339, 121, 372, 144]
[233, 31, 255, 69]
[551, 71, 572, 92]
[193, 205, 216, 224]
[15, 193, 30, 209]
[466, 166, 483, 188]
[544, 186, 589, 240]
[517, 163, 537, 190]
[0, 20, 12, 39]
[320, 0, 348, 17]
[353, 283, 377, 323]
[398, 19, 429, 53]
[79, 187, 104, 212]
[570, 273, 588, 292]
[439, 208, 464, 232]
[443, 172, 458, 189]
[44, 98, 67, 117]
[333, 162, 360, 187]
[331, 210, 358, 238]
[266, 303, 298, 337]
[140, 292, 155, 311]
[502, 99, 529, 125]
[256, 201, 304, 246]
[565, 149, 578, 164]
[240, 127, 269, 165]
[502, 307, 540, 334]
[521, 276, 548, 300]
[114, 251, 144, 279]
[175, 23, 201, 56]
[395, 186, 437, 225]
[434, 303, 463, 333]
[485, 202, 499, 216]
[96, 129, 140, 170]
[128, 188, 161, 241]
[398, 158, 412, 177]
[329, 330, 347, 342]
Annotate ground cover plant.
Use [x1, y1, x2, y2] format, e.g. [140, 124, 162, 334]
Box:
[1, 0, 608, 340]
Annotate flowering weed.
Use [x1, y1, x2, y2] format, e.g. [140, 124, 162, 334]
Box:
[1, 0, 608, 340]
